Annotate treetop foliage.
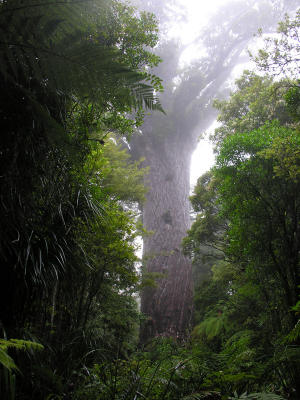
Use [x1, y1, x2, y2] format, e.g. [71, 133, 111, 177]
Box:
[212, 71, 292, 146]
[252, 9, 300, 78]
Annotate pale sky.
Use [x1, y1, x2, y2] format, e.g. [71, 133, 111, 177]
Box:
[168, 0, 228, 188]
[168, 0, 254, 189]
[190, 124, 218, 189]
[171, 0, 226, 44]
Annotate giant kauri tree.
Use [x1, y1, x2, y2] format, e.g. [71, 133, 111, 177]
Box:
[133, 0, 299, 341]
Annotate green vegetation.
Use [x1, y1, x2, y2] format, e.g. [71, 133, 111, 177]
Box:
[0, 1, 299, 399]
[0, 0, 160, 398]
[183, 11, 300, 399]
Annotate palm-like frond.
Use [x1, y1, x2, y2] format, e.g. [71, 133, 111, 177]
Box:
[229, 392, 285, 400]
[181, 393, 220, 400]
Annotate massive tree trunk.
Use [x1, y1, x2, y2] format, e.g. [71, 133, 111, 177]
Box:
[137, 122, 196, 340]
[132, 62, 243, 342]
[131, 77, 219, 341]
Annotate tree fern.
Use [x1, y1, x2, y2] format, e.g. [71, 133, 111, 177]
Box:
[193, 314, 228, 341]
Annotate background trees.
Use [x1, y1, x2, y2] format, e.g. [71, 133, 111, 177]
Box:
[184, 9, 300, 397]
[186, 121, 300, 397]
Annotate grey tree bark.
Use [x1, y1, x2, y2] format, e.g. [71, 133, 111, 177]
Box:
[132, 110, 216, 340]
[139, 122, 196, 339]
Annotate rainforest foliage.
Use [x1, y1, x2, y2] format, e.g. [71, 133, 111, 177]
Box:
[0, 1, 299, 400]
[0, 0, 160, 398]
[183, 11, 300, 399]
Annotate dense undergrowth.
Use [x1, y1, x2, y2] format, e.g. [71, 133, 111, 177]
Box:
[71, 337, 293, 400]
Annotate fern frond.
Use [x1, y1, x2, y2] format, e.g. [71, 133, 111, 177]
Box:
[0, 348, 19, 372]
[193, 314, 228, 341]
[284, 318, 300, 343]
[1, 339, 44, 352]
[0, 338, 44, 372]
[229, 392, 286, 400]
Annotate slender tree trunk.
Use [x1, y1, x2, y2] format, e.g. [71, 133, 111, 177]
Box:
[50, 281, 58, 330]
